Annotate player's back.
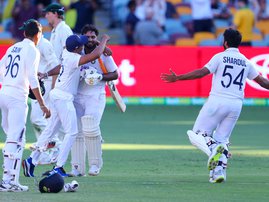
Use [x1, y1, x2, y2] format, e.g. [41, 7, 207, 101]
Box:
[0, 39, 40, 101]
[208, 48, 258, 100]
[54, 49, 81, 96]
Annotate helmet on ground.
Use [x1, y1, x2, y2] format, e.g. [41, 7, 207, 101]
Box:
[39, 170, 64, 193]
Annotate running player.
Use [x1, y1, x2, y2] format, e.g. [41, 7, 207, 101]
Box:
[161, 28, 269, 183]
[69, 24, 118, 177]
[0, 19, 50, 192]
[30, 35, 61, 165]
[22, 33, 110, 177]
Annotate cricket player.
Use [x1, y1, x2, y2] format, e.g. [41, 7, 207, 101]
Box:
[42, 2, 73, 161]
[22, 33, 110, 177]
[0, 19, 50, 192]
[30, 35, 61, 165]
[69, 24, 118, 177]
[43, 3, 73, 61]
[161, 28, 269, 183]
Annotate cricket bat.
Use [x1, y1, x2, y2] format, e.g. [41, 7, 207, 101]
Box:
[98, 58, 126, 112]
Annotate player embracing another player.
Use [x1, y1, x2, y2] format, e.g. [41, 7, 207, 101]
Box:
[161, 28, 269, 183]
[69, 24, 119, 177]
[22, 32, 110, 177]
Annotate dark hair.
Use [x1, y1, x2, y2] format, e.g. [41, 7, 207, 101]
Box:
[81, 24, 99, 36]
[127, 0, 136, 9]
[20, 19, 42, 37]
[223, 28, 242, 48]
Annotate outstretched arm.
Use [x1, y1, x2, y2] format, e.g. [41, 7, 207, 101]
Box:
[161, 67, 210, 83]
[254, 75, 269, 90]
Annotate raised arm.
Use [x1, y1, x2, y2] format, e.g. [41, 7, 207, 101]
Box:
[79, 34, 110, 66]
[161, 67, 210, 83]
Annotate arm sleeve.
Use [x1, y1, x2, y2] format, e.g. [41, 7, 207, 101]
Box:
[247, 62, 259, 80]
[102, 55, 118, 73]
[204, 54, 220, 73]
[27, 48, 40, 89]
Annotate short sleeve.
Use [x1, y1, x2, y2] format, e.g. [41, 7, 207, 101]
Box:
[102, 55, 118, 73]
[247, 62, 259, 80]
[204, 54, 220, 73]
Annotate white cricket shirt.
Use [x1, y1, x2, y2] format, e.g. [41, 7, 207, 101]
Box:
[50, 21, 73, 61]
[205, 48, 259, 100]
[78, 54, 118, 95]
[54, 49, 81, 97]
[37, 36, 59, 80]
[0, 38, 40, 101]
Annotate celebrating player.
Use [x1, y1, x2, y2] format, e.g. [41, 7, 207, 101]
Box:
[41, 2, 73, 162]
[69, 24, 119, 177]
[0, 19, 50, 192]
[22, 33, 110, 177]
[161, 28, 269, 183]
[29, 35, 61, 165]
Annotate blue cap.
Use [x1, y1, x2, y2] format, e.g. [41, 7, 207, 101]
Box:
[66, 35, 88, 52]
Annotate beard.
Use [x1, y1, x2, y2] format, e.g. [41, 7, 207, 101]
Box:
[84, 43, 97, 54]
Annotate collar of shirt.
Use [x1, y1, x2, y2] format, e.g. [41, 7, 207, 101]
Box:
[225, 47, 239, 52]
[23, 38, 35, 46]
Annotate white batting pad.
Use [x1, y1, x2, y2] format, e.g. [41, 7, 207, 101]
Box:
[187, 130, 211, 156]
[82, 116, 103, 169]
[71, 134, 86, 175]
[3, 129, 26, 184]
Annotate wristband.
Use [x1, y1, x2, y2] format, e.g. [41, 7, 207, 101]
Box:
[44, 72, 48, 79]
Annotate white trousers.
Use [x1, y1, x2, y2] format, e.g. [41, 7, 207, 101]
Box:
[74, 92, 106, 127]
[32, 89, 78, 167]
[0, 94, 27, 182]
[193, 95, 242, 144]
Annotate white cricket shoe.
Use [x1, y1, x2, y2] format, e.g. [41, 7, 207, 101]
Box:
[209, 168, 225, 183]
[0, 181, 29, 192]
[208, 144, 225, 170]
[89, 165, 101, 176]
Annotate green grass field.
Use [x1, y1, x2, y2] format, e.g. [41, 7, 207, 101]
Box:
[0, 105, 269, 202]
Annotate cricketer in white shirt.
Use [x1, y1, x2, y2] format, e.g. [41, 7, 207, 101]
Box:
[24, 34, 110, 177]
[71, 54, 118, 176]
[0, 19, 50, 192]
[161, 28, 269, 183]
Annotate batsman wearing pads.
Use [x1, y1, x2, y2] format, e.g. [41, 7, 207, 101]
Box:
[161, 28, 269, 183]
[69, 24, 118, 176]
[22, 33, 110, 177]
[0, 19, 50, 192]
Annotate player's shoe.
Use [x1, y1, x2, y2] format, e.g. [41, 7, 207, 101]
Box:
[89, 165, 101, 176]
[53, 166, 68, 177]
[207, 144, 225, 170]
[22, 158, 35, 177]
[209, 168, 225, 183]
[67, 169, 85, 177]
[0, 181, 29, 192]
